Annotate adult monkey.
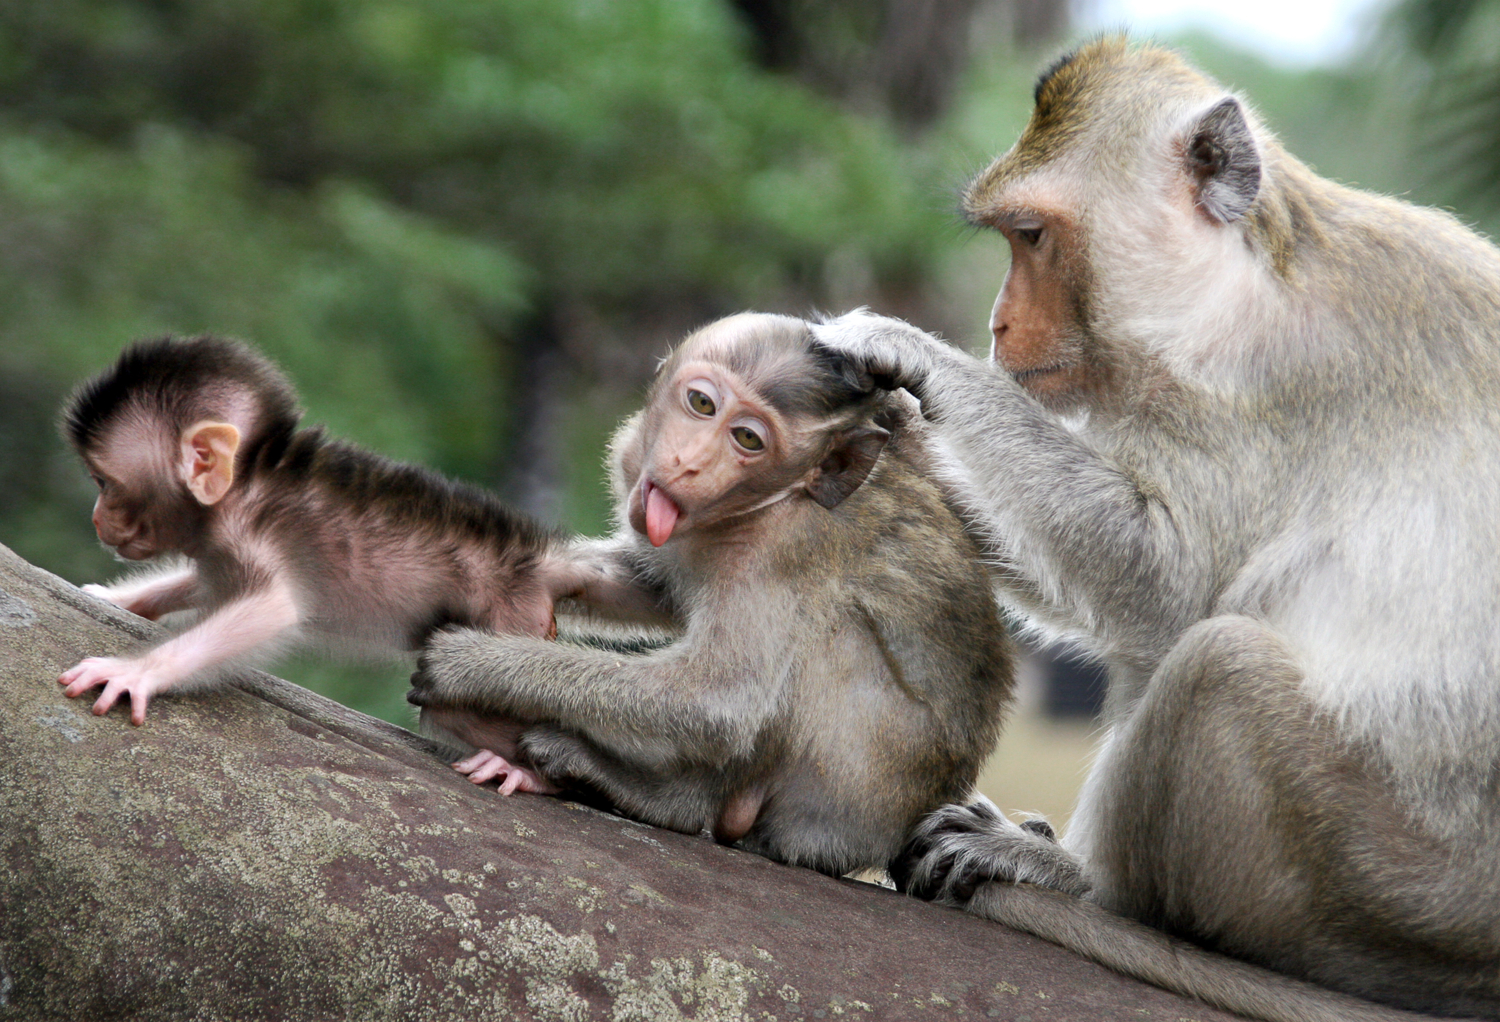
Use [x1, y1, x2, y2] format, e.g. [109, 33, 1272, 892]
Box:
[816, 37, 1500, 1022]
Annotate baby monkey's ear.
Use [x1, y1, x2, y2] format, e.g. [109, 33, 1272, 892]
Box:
[805, 425, 890, 510]
[180, 420, 241, 505]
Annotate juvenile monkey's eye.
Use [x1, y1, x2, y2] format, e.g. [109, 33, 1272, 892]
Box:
[731, 426, 764, 452]
[687, 389, 716, 416]
[1014, 225, 1043, 246]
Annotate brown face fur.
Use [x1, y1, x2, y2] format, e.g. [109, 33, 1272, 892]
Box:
[981, 210, 1102, 407]
[626, 351, 793, 547]
[963, 38, 1202, 412]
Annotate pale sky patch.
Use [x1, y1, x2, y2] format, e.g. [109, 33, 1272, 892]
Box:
[1084, 0, 1391, 66]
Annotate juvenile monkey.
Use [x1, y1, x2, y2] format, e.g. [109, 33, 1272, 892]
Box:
[60, 335, 583, 726]
[816, 36, 1500, 1022]
[409, 312, 1014, 876]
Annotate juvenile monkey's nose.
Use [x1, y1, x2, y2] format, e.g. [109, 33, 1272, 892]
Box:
[671, 445, 709, 476]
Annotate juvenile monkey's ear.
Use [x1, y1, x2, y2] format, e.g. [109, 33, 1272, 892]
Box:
[1185, 97, 1260, 224]
[806, 425, 890, 510]
[181, 420, 241, 505]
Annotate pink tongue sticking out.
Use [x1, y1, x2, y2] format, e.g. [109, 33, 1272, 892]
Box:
[645, 482, 680, 547]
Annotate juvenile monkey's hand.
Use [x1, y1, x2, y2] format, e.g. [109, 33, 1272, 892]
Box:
[58, 656, 168, 727]
[80, 583, 123, 606]
[80, 583, 158, 620]
[891, 796, 1090, 904]
[415, 626, 646, 737]
[410, 626, 505, 705]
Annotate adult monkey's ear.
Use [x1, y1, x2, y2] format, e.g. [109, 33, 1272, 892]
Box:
[805, 425, 890, 510]
[1186, 97, 1261, 224]
[180, 421, 241, 505]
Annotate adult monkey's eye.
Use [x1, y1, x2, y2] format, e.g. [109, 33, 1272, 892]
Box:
[1014, 225, 1043, 246]
[731, 426, 764, 452]
[688, 389, 716, 416]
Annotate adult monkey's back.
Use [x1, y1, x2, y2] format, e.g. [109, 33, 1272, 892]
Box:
[815, 37, 1500, 1022]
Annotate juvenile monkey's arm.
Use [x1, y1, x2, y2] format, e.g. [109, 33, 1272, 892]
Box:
[83, 562, 200, 621]
[411, 623, 777, 760]
[814, 313, 1202, 662]
[60, 577, 301, 726]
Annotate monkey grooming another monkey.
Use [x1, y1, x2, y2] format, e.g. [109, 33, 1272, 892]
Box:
[59, 335, 585, 726]
[814, 36, 1500, 1022]
[409, 312, 1015, 877]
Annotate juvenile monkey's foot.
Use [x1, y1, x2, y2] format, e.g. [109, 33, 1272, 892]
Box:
[452, 749, 560, 796]
[891, 796, 1090, 904]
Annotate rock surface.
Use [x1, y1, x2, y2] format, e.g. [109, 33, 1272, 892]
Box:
[0, 541, 1242, 1021]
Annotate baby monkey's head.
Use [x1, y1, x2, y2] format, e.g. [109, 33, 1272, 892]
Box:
[61, 336, 301, 560]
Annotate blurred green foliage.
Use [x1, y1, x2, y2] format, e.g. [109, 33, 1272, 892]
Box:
[2, 0, 1470, 725]
[0, 0, 1013, 723]
[1382, 0, 1500, 216]
[0, 0, 955, 550]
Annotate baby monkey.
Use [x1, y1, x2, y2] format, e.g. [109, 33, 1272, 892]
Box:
[411, 313, 1015, 876]
[60, 335, 583, 725]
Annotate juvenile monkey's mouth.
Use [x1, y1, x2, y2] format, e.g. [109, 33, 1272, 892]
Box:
[641, 479, 682, 548]
[111, 540, 154, 561]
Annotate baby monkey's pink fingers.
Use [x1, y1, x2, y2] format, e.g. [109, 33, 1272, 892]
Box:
[63, 678, 97, 697]
[453, 749, 511, 784]
[129, 691, 151, 726]
[59, 663, 94, 688]
[452, 750, 498, 774]
[91, 685, 124, 717]
[452, 749, 550, 795]
[61, 661, 111, 696]
[497, 770, 529, 796]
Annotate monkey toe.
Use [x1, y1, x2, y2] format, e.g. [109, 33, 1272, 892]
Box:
[891, 845, 958, 901]
[887, 844, 921, 893]
[945, 861, 988, 903]
[921, 798, 1004, 839]
[1020, 817, 1057, 842]
[897, 805, 1089, 905]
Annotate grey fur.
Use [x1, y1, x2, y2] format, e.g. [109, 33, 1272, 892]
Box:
[812, 37, 1500, 1022]
[410, 314, 1014, 877]
[1189, 97, 1260, 223]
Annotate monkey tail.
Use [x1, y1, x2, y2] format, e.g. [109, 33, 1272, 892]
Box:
[966, 882, 1454, 1022]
